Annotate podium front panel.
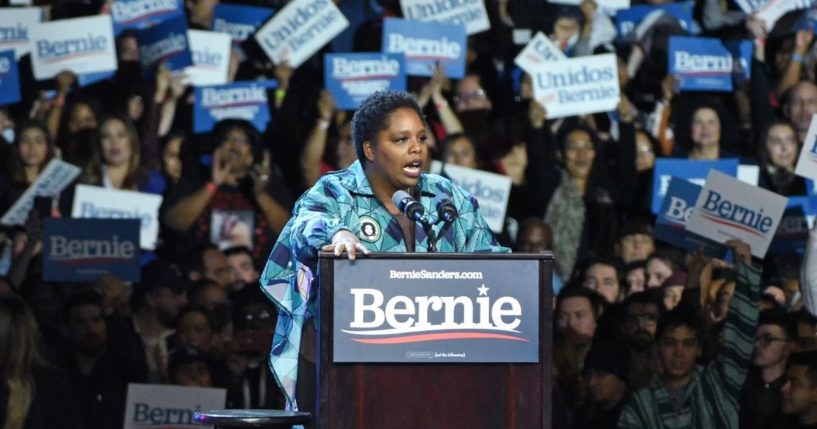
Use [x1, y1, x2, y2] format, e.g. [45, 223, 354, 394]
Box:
[315, 253, 553, 429]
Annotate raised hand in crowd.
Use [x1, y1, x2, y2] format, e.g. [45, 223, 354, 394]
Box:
[528, 99, 547, 129]
[301, 90, 336, 188]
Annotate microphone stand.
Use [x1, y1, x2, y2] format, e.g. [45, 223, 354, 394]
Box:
[422, 218, 437, 252]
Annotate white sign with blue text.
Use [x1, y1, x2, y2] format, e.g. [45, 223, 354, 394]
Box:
[0, 50, 21, 106]
[254, 0, 349, 68]
[193, 80, 276, 133]
[137, 15, 192, 78]
[548, 0, 631, 12]
[430, 161, 511, 233]
[110, 0, 185, 34]
[615, 1, 694, 38]
[754, 0, 813, 30]
[0, 7, 41, 59]
[212, 3, 275, 45]
[514, 32, 566, 76]
[325, 53, 406, 110]
[654, 177, 726, 258]
[1, 159, 81, 226]
[529, 53, 620, 119]
[123, 384, 226, 429]
[30, 15, 117, 81]
[400, 0, 490, 35]
[382, 18, 467, 79]
[669, 36, 734, 92]
[687, 170, 788, 258]
[71, 185, 164, 251]
[795, 115, 817, 182]
[185, 30, 231, 86]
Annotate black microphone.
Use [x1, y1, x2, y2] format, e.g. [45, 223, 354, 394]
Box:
[435, 192, 458, 223]
[392, 190, 426, 224]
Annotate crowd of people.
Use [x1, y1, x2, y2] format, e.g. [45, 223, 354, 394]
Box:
[3, 0, 817, 428]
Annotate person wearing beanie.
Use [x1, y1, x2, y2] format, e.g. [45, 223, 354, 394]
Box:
[575, 337, 631, 429]
[661, 271, 689, 311]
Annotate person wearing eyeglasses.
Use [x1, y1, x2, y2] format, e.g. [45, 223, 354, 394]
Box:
[740, 309, 796, 429]
[618, 239, 761, 429]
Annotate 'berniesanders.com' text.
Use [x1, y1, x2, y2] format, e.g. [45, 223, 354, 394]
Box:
[389, 270, 483, 280]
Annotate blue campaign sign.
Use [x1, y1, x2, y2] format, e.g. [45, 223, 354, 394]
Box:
[382, 18, 466, 79]
[212, 3, 275, 45]
[769, 197, 812, 254]
[669, 36, 733, 92]
[725, 40, 752, 85]
[652, 158, 739, 214]
[654, 177, 726, 258]
[0, 50, 21, 106]
[324, 53, 407, 110]
[136, 15, 192, 78]
[43, 218, 141, 282]
[110, 0, 185, 34]
[616, 1, 694, 39]
[193, 80, 277, 134]
[333, 257, 540, 363]
[77, 70, 116, 87]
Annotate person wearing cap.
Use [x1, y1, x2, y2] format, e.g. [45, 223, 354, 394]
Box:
[130, 260, 189, 383]
[618, 240, 761, 429]
[660, 271, 689, 311]
[259, 90, 508, 412]
[574, 338, 631, 429]
[615, 221, 655, 265]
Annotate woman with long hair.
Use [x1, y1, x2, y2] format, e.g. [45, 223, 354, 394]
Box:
[0, 294, 77, 429]
[1, 121, 57, 213]
[757, 120, 807, 196]
[80, 114, 164, 194]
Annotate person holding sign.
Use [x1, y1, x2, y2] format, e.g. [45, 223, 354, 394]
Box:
[0, 121, 58, 214]
[260, 90, 508, 411]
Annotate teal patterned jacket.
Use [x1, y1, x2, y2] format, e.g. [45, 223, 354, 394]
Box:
[259, 160, 509, 409]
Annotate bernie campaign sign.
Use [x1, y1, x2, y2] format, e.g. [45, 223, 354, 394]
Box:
[654, 177, 727, 258]
[212, 3, 275, 45]
[382, 18, 466, 79]
[769, 197, 814, 254]
[1, 159, 81, 226]
[399, 0, 490, 35]
[0, 7, 41, 59]
[193, 80, 277, 134]
[616, 1, 694, 39]
[185, 30, 231, 86]
[71, 185, 164, 251]
[43, 218, 140, 282]
[430, 161, 512, 233]
[514, 32, 566, 77]
[325, 53, 406, 110]
[548, 0, 631, 13]
[652, 158, 739, 214]
[136, 15, 192, 78]
[528, 53, 620, 119]
[795, 115, 817, 183]
[687, 170, 788, 259]
[109, 0, 185, 35]
[0, 50, 21, 106]
[752, 0, 814, 31]
[254, 0, 349, 68]
[669, 36, 734, 92]
[30, 15, 117, 81]
[123, 384, 226, 429]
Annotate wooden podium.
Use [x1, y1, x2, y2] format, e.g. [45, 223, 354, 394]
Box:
[305, 252, 553, 429]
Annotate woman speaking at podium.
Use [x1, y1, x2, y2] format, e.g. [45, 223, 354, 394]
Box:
[260, 90, 508, 412]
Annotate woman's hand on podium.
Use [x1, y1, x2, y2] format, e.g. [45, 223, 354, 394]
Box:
[322, 230, 370, 261]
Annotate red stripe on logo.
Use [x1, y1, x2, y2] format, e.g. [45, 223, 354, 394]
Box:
[351, 332, 528, 344]
[700, 213, 766, 238]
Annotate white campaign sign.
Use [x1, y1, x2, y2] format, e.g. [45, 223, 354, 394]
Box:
[1, 159, 80, 226]
[737, 164, 759, 186]
[687, 170, 788, 258]
[514, 32, 566, 76]
[400, 0, 490, 35]
[123, 383, 226, 429]
[185, 30, 231, 86]
[795, 115, 817, 182]
[430, 161, 511, 233]
[71, 185, 163, 250]
[30, 15, 117, 80]
[529, 53, 620, 119]
[0, 7, 41, 59]
[547, 0, 631, 12]
[756, 0, 803, 31]
[254, 0, 349, 68]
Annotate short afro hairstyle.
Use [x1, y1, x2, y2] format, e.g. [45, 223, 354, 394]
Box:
[351, 90, 426, 163]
